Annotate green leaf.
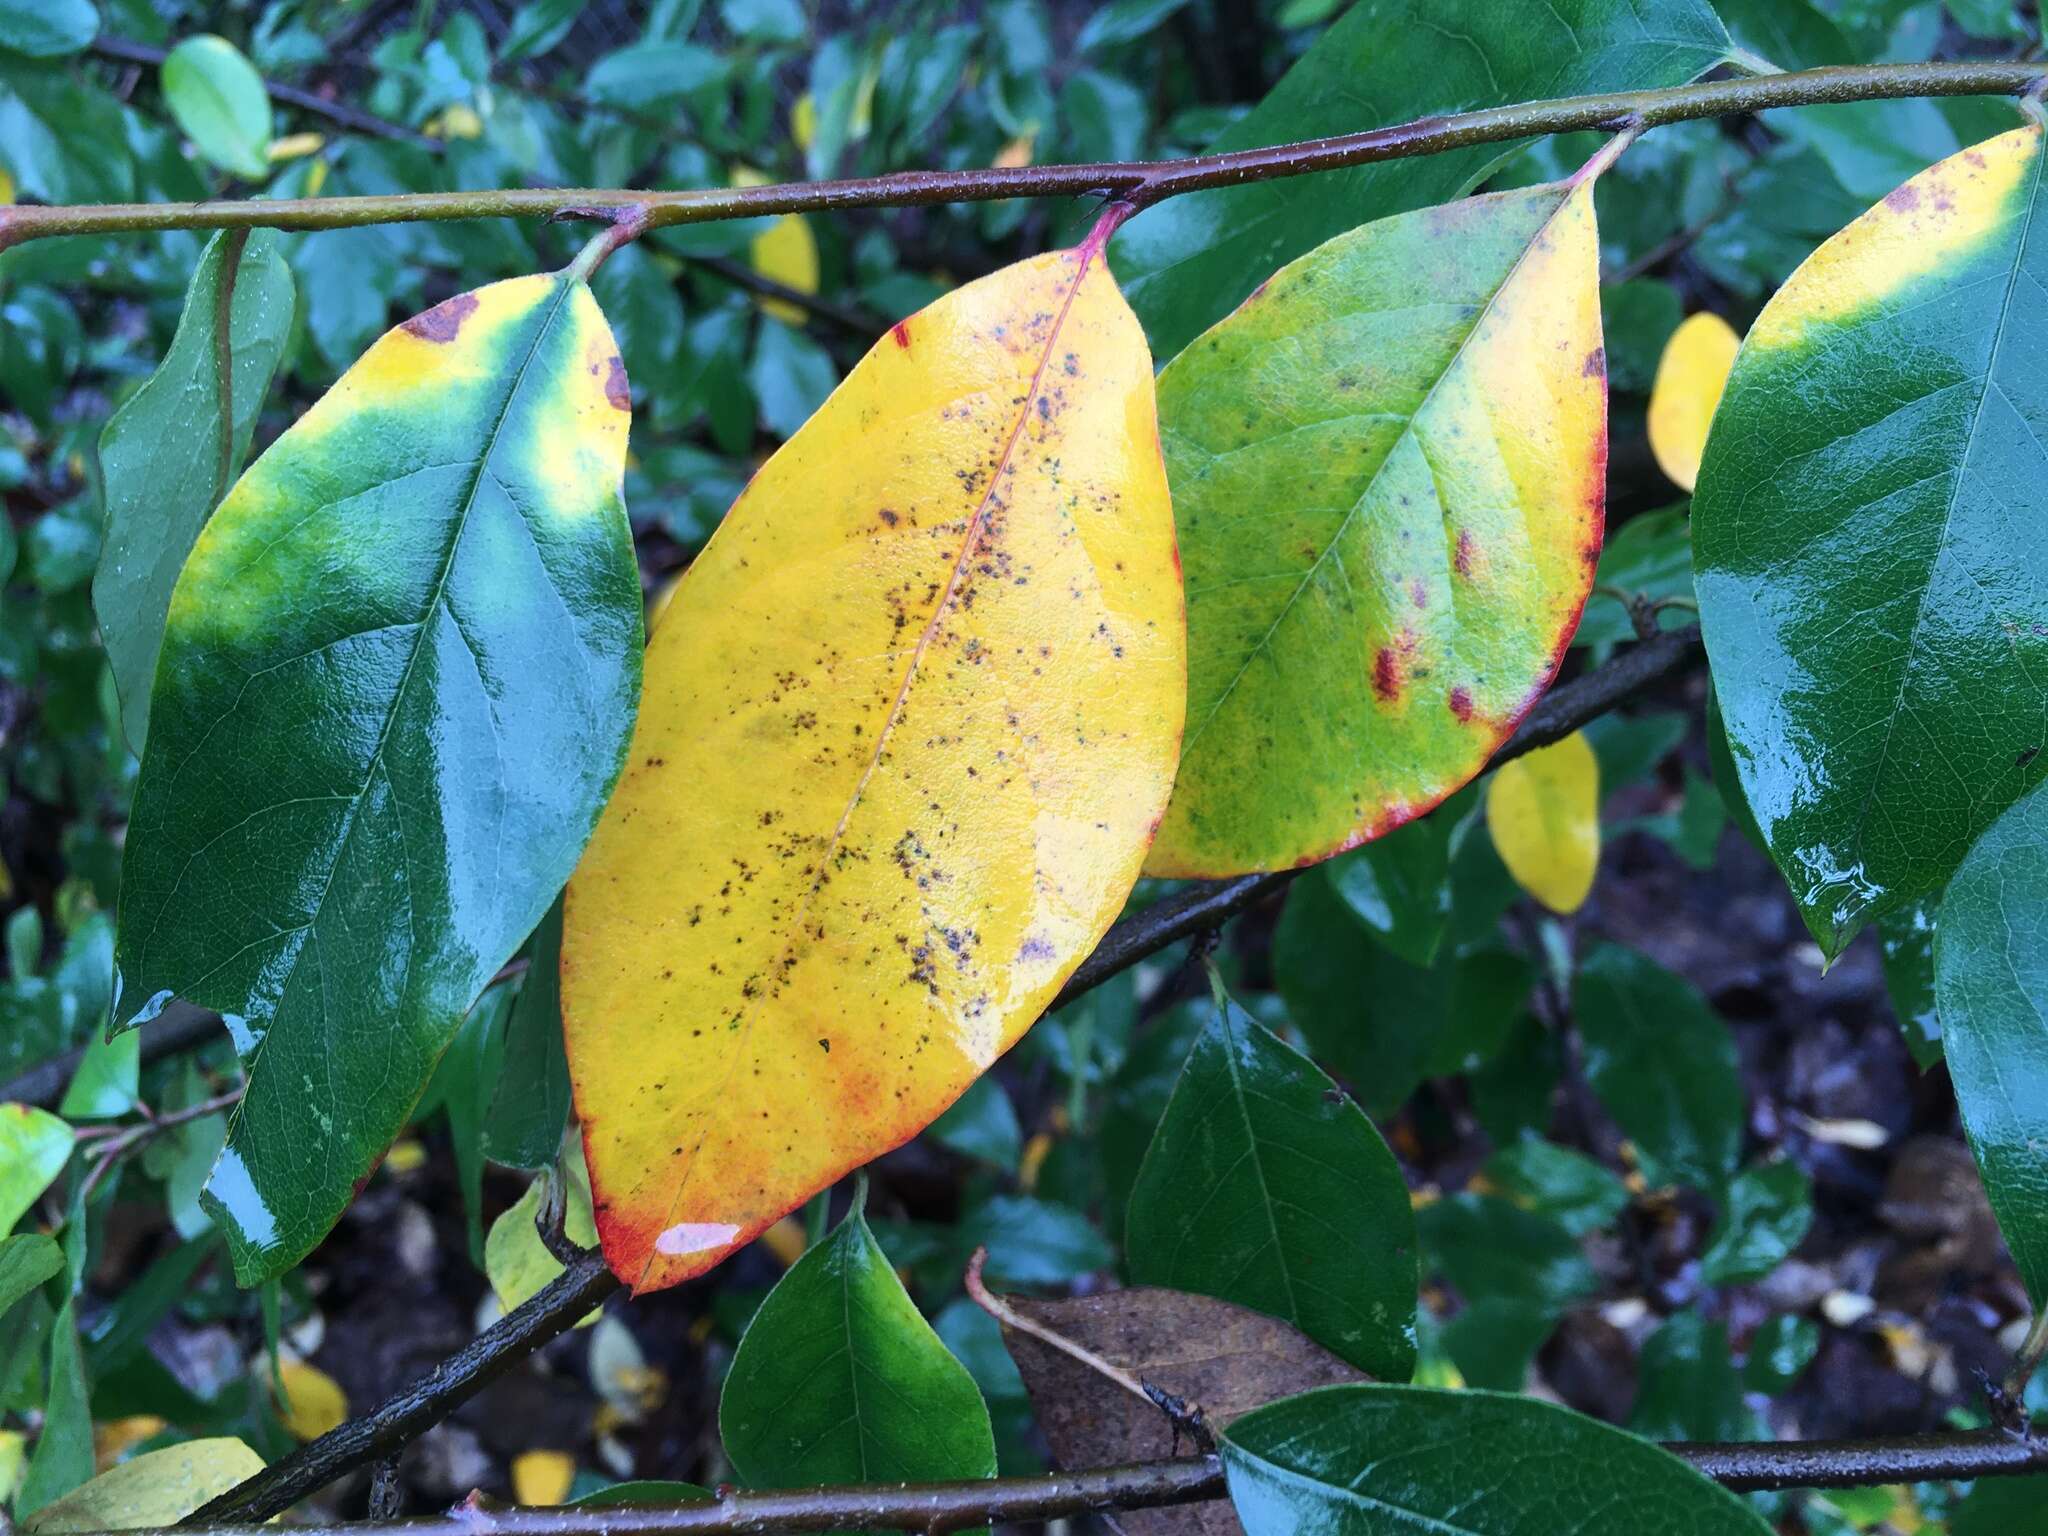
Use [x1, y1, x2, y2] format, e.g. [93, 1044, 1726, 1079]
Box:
[1417, 1193, 1596, 1313]
[485, 1157, 597, 1319]
[0, 1104, 73, 1236]
[583, 41, 727, 109]
[1436, 1299, 1554, 1391]
[1114, 0, 1729, 356]
[749, 319, 837, 438]
[1575, 506, 1694, 652]
[720, 0, 804, 42]
[57, 1032, 138, 1123]
[1322, 813, 1453, 969]
[500, 0, 587, 62]
[1485, 1138, 1629, 1238]
[926, 1076, 1022, 1172]
[0, 1233, 61, 1315]
[1934, 777, 2048, 1306]
[0, 0, 98, 58]
[1695, 125, 2048, 955]
[1075, 0, 1192, 51]
[719, 1197, 996, 1493]
[954, 1197, 1111, 1290]
[1221, 1385, 1770, 1536]
[572, 1481, 715, 1507]
[1574, 944, 1743, 1192]
[1741, 1314, 1819, 1394]
[482, 903, 573, 1172]
[1878, 898, 1942, 1068]
[112, 274, 643, 1285]
[0, 56, 131, 204]
[1699, 1160, 1813, 1285]
[1125, 987, 1418, 1380]
[23, 1438, 264, 1533]
[435, 981, 518, 1265]
[1629, 1314, 1752, 1443]
[95, 230, 297, 754]
[161, 35, 272, 180]
[16, 1302, 90, 1517]
[1149, 179, 1605, 875]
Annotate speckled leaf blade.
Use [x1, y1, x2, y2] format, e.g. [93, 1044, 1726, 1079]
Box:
[1934, 778, 2048, 1304]
[564, 241, 1184, 1294]
[113, 274, 643, 1285]
[1113, 0, 1730, 357]
[1148, 181, 1605, 875]
[719, 1202, 996, 1490]
[94, 229, 296, 753]
[1222, 1385, 1772, 1536]
[1125, 991, 1417, 1379]
[1694, 125, 2048, 955]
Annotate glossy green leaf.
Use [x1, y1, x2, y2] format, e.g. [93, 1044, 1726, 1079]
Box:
[1125, 986, 1417, 1380]
[719, 1198, 996, 1495]
[1114, 0, 1728, 356]
[1700, 1160, 1813, 1285]
[0, 0, 97, 58]
[1416, 1193, 1596, 1313]
[1741, 1314, 1819, 1394]
[112, 273, 642, 1284]
[1485, 1137, 1629, 1238]
[161, 36, 271, 180]
[1574, 944, 1742, 1192]
[1695, 125, 2048, 955]
[482, 904, 573, 1172]
[1322, 812, 1453, 969]
[1934, 777, 2048, 1305]
[572, 1482, 715, 1508]
[95, 230, 297, 754]
[1878, 898, 1942, 1068]
[1149, 178, 1606, 875]
[1222, 1385, 1770, 1536]
[0, 1234, 61, 1315]
[1630, 1314, 1752, 1443]
[0, 1105, 72, 1236]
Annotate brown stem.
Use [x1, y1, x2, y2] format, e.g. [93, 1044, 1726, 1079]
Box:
[5, 64, 2043, 251]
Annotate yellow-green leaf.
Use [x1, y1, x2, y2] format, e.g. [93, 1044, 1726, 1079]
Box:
[563, 236, 1185, 1293]
[1487, 731, 1600, 914]
[485, 1151, 599, 1323]
[1647, 310, 1739, 492]
[1147, 177, 1609, 876]
[22, 1438, 263, 1533]
[0, 1102, 73, 1235]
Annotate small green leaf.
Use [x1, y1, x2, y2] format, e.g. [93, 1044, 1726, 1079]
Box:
[583, 41, 726, 110]
[95, 230, 296, 754]
[1125, 987, 1418, 1380]
[1699, 1160, 1813, 1285]
[0, 1105, 73, 1236]
[1074, 0, 1192, 51]
[482, 904, 573, 1172]
[1574, 944, 1743, 1192]
[24, 1438, 263, 1533]
[1878, 898, 1942, 1068]
[1322, 812, 1453, 969]
[113, 274, 643, 1285]
[1221, 1385, 1770, 1536]
[16, 1302, 90, 1517]
[572, 1481, 715, 1507]
[1934, 777, 2048, 1305]
[485, 1158, 597, 1321]
[499, 0, 587, 62]
[1485, 1138, 1629, 1238]
[161, 35, 272, 180]
[719, 1197, 996, 1492]
[1695, 125, 2048, 955]
[926, 1077, 1022, 1172]
[1417, 1193, 1596, 1313]
[1575, 505, 1693, 652]
[1741, 1314, 1818, 1394]
[0, 0, 98, 59]
[1629, 1314, 1753, 1442]
[0, 1233, 61, 1315]
[1115, 0, 1730, 355]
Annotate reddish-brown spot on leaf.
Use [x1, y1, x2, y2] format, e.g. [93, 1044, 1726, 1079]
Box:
[1410, 578, 1428, 609]
[1454, 529, 1476, 578]
[605, 355, 631, 410]
[1886, 182, 1922, 213]
[891, 321, 912, 349]
[1373, 645, 1403, 702]
[403, 292, 479, 342]
[1449, 685, 1474, 722]
[1581, 345, 1605, 378]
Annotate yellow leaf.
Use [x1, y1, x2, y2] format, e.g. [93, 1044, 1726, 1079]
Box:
[485, 1151, 601, 1326]
[511, 1450, 576, 1506]
[647, 569, 685, 633]
[276, 1358, 348, 1442]
[564, 232, 1184, 1294]
[304, 156, 328, 198]
[93, 1416, 167, 1469]
[267, 132, 325, 161]
[24, 1439, 264, 1533]
[0, 166, 15, 207]
[749, 215, 820, 327]
[1018, 1130, 1053, 1192]
[382, 1138, 427, 1174]
[1646, 310, 1739, 492]
[791, 92, 817, 152]
[0, 1429, 25, 1506]
[993, 135, 1034, 169]
[1485, 732, 1600, 914]
[427, 104, 484, 140]
[756, 1216, 807, 1268]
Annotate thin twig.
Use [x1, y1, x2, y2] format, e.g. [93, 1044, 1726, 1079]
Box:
[78, 1088, 245, 1206]
[684, 254, 883, 336]
[6, 63, 2044, 250]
